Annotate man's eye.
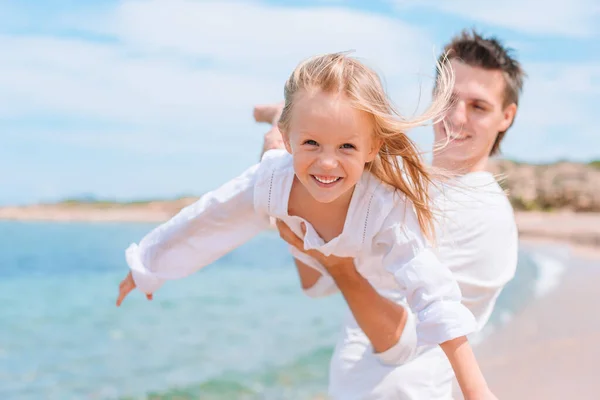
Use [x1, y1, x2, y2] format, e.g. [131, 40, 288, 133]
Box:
[303, 140, 318, 146]
[341, 143, 356, 149]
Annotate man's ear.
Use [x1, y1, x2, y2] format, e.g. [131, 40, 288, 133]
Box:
[499, 103, 517, 132]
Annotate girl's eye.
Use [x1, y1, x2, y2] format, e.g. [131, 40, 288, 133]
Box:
[341, 143, 356, 149]
[473, 104, 486, 111]
[303, 140, 318, 146]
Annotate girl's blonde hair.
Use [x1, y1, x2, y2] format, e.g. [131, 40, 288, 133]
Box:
[278, 52, 454, 242]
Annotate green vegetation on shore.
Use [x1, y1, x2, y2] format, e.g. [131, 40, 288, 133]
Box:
[55, 195, 198, 207]
[9, 159, 598, 213]
[58, 199, 155, 207]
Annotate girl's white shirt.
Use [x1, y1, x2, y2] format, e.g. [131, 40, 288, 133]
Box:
[126, 149, 476, 354]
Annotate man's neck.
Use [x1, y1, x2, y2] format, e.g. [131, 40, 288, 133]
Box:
[431, 156, 489, 175]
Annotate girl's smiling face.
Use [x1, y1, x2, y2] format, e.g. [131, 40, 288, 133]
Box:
[283, 89, 381, 204]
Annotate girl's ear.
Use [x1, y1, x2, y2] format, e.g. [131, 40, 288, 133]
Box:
[367, 137, 383, 162]
[282, 129, 293, 154]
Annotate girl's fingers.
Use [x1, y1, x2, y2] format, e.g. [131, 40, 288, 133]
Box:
[116, 287, 129, 307]
[116, 278, 134, 307]
[117, 285, 152, 306]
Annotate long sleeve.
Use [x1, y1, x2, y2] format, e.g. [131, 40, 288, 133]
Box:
[126, 162, 271, 294]
[374, 200, 477, 348]
[373, 302, 418, 366]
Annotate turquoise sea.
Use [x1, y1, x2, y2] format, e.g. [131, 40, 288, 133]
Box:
[0, 221, 565, 399]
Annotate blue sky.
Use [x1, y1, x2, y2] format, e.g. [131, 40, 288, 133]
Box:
[2, 0, 599, 205]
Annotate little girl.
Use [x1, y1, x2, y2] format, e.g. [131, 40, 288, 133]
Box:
[117, 52, 496, 399]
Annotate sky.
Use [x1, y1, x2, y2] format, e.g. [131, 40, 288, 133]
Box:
[1, 0, 599, 205]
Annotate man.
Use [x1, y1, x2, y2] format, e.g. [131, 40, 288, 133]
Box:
[255, 30, 525, 399]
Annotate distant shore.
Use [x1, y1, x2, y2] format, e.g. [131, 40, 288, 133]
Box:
[0, 198, 197, 223]
[1, 200, 599, 256]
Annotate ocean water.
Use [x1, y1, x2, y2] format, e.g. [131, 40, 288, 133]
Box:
[0, 221, 565, 400]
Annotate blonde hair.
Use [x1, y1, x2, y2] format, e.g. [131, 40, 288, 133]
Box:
[278, 52, 454, 242]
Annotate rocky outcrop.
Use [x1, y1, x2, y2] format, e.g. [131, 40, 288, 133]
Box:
[488, 160, 600, 212]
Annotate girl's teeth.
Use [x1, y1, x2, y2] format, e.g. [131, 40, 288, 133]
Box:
[314, 176, 340, 184]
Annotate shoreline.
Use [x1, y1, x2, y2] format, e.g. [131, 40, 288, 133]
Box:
[0, 199, 195, 223]
[2, 205, 599, 257]
[515, 211, 600, 247]
[515, 211, 600, 260]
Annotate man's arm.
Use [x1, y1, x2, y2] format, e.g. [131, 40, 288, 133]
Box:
[261, 126, 285, 159]
[327, 264, 410, 353]
[325, 237, 492, 399]
[295, 258, 323, 289]
[254, 103, 285, 160]
[276, 220, 411, 355]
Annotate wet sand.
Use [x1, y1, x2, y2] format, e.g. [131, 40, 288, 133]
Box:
[455, 240, 600, 399]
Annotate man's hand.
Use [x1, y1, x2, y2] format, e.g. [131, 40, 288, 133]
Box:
[275, 219, 354, 272]
[254, 102, 286, 156]
[276, 219, 410, 355]
[253, 102, 284, 125]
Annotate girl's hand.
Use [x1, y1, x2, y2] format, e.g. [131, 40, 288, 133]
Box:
[116, 272, 153, 306]
[275, 219, 354, 273]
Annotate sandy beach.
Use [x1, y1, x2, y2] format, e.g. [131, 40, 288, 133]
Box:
[465, 241, 600, 400]
[0, 199, 195, 223]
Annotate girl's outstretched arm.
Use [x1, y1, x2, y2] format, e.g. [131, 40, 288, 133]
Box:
[118, 161, 271, 303]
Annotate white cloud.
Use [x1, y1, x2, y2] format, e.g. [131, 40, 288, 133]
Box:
[498, 61, 600, 162]
[394, 0, 600, 37]
[103, 0, 433, 73]
[0, 0, 440, 129]
[0, 0, 598, 203]
[0, 34, 282, 125]
[520, 62, 600, 126]
[0, 0, 443, 202]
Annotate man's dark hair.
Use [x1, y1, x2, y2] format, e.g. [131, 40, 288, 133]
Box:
[438, 29, 526, 156]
